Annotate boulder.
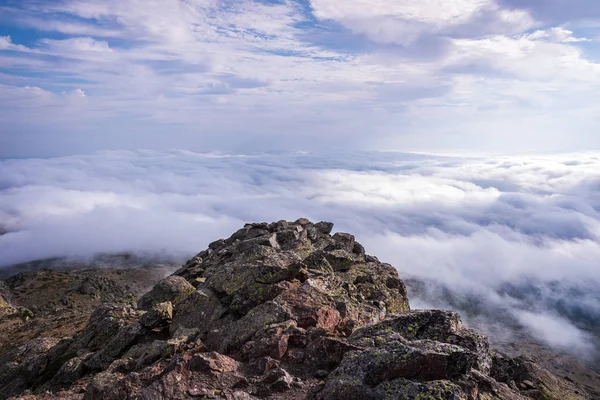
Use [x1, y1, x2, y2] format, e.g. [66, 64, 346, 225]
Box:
[350, 309, 491, 374]
[169, 289, 227, 337]
[139, 301, 173, 329]
[137, 276, 195, 311]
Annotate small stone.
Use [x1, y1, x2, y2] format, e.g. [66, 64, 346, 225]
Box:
[522, 380, 535, 388]
[286, 348, 305, 364]
[263, 367, 293, 392]
[254, 356, 281, 374]
[315, 369, 329, 378]
[188, 387, 208, 397]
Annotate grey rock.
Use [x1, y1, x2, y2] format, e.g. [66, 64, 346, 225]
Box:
[314, 221, 334, 234]
[84, 322, 146, 370]
[262, 367, 293, 392]
[170, 288, 227, 337]
[350, 309, 491, 374]
[139, 301, 173, 329]
[137, 275, 195, 311]
[329, 232, 356, 253]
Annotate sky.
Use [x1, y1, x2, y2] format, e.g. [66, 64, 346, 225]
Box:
[1, 150, 599, 359]
[2, 0, 600, 156]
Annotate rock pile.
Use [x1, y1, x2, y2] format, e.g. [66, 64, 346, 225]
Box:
[0, 220, 591, 399]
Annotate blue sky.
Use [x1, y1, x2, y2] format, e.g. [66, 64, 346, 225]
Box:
[2, 0, 600, 156]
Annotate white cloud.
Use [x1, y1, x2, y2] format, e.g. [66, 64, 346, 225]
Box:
[310, 0, 492, 25]
[1, 1, 600, 154]
[527, 27, 591, 43]
[0, 36, 11, 50]
[309, 0, 535, 45]
[1, 151, 599, 360]
[0, 36, 32, 52]
[71, 88, 86, 97]
[514, 311, 595, 354]
[41, 37, 113, 53]
[447, 35, 600, 82]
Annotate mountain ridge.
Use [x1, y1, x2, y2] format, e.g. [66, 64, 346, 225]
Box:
[0, 219, 595, 399]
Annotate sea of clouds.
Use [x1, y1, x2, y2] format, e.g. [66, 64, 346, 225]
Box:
[1, 150, 599, 361]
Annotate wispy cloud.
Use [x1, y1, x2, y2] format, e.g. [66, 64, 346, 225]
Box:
[1, 1, 600, 155]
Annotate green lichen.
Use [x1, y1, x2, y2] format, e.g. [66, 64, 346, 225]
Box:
[295, 241, 313, 259]
[407, 322, 420, 337]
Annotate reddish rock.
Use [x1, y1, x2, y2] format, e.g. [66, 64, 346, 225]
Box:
[187, 352, 238, 374]
[0, 220, 592, 400]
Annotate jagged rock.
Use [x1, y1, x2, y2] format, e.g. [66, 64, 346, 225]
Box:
[241, 320, 295, 360]
[66, 304, 143, 354]
[137, 276, 195, 311]
[187, 351, 239, 374]
[205, 301, 289, 354]
[77, 276, 133, 303]
[0, 281, 15, 316]
[304, 336, 363, 369]
[122, 340, 168, 370]
[490, 353, 589, 400]
[37, 356, 86, 393]
[317, 337, 476, 399]
[139, 301, 173, 329]
[350, 309, 491, 374]
[0, 337, 60, 396]
[84, 321, 146, 370]
[170, 288, 227, 337]
[314, 221, 334, 234]
[328, 232, 356, 253]
[0, 219, 592, 400]
[262, 367, 294, 392]
[83, 371, 125, 400]
[253, 356, 281, 374]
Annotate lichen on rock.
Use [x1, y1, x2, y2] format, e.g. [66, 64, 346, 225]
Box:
[0, 219, 593, 400]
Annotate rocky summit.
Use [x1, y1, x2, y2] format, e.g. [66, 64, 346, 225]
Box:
[0, 220, 593, 399]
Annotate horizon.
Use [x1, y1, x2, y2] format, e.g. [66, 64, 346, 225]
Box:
[3, 147, 599, 161]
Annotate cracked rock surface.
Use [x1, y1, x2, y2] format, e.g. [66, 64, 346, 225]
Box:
[0, 220, 592, 399]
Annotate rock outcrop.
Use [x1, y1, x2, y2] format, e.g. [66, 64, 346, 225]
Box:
[0, 220, 592, 399]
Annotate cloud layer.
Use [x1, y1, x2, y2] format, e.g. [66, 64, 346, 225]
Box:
[1, 150, 599, 361]
[2, 0, 600, 155]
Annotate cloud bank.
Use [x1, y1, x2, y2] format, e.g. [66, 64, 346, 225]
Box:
[1, 150, 599, 361]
